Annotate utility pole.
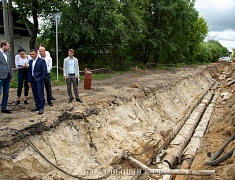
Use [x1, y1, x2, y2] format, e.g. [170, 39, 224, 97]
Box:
[8, 0, 15, 66]
[2, 0, 10, 41]
[2, 0, 14, 66]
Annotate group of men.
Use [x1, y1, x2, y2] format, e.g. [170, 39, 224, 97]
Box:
[0, 40, 83, 115]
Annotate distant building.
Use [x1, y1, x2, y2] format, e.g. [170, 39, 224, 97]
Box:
[0, 3, 31, 56]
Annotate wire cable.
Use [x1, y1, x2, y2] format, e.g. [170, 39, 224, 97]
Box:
[0, 128, 111, 180]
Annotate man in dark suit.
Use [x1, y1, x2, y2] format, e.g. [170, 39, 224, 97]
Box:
[28, 49, 47, 115]
[0, 40, 14, 113]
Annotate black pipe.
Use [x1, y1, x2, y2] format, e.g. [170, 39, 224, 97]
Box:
[206, 132, 235, 166]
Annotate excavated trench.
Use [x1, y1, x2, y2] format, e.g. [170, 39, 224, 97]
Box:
[0, 63, 233, 180]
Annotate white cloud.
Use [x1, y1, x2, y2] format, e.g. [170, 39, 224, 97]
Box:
[206, 30, 235, 52]
[195, 0, 235, 51]
[208, 30, 235, 41]
[219, 40, 235, 52]
[195, 0, 235, 12]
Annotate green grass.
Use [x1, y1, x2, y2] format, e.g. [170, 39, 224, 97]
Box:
[90, 73, 112, 80]
[10, 71, 19, 88]
[10, 70, 114, 88]
[50, 71, 67, 86]
[10, 62, 208, 88]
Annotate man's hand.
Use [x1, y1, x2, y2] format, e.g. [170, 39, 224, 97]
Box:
[28, 82, 31, 87]
[10, 78, 14, 81]
[64, 76, 67, 80]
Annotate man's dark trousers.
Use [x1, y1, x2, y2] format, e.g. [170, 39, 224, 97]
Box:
[44, 73, 52, 103]
[0, 73, 10, 110]
[31, 77, 45, 110]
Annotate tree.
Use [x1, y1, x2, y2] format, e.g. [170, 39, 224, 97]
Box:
[38, 0, 214, 69]
[196, 41, 228, 62]
[57, 0, 129, 68]
[13, 0, 64, 49]
[187, 16, 209, 62]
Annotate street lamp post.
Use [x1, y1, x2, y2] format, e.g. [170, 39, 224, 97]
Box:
[53, 12, 62, 80]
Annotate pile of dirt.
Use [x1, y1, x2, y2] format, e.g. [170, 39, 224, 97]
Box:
[0, 62, 234, 180]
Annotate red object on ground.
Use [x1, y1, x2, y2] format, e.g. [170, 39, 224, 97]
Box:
[84, 70, 92, 89]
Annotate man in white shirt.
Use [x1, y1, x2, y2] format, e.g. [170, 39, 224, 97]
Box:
[39, 43, 50, 57]
[39, 46, 53, 106]
[39, 43, 55, 101]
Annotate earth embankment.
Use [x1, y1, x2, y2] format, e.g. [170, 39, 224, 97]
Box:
[0, 63, 231, 180]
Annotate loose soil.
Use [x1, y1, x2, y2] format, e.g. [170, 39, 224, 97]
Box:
[187, 62, 235, 180]
[0, 62, 234, 180]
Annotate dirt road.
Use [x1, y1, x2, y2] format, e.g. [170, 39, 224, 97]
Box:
[0, 62, 234, 180]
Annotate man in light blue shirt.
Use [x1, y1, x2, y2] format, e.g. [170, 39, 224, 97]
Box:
[63, 49, 83, 103]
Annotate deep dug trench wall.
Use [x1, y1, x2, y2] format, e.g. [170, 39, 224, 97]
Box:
[0, 64, 223, 179]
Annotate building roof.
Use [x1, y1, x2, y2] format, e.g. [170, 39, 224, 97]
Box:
[0, 3, 30, 37]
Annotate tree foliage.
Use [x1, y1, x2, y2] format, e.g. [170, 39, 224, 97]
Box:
[196, 40, 228, 62]
[12, 0, 64, 49]
[12, 0, 230, 70]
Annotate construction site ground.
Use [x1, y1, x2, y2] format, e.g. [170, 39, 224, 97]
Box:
[0, 62, 235, 180]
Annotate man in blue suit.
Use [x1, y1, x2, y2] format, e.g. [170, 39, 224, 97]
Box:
[28, 49, 47, 114]
[0, 40, 14, 113]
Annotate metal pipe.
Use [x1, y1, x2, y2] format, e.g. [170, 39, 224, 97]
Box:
[125, 155, 215, 176]
[55, 17, 59, 80]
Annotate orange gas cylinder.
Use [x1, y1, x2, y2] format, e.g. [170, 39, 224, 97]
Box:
[84, 70, 92, 89]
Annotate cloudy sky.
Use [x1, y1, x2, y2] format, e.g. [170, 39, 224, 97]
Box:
[195, 0, 235, 52]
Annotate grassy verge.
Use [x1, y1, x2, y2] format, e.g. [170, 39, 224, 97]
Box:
[10, 70, 114, 88]
[10, 62, 205, 88]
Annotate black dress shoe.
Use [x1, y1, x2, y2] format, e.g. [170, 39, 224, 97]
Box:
[1, 109, 12, 113]
[24, 100, 28, 105]
[39, 109, 43, 114]
[31, 108, 39, 112]
[76, 98, 83, 103]
[48, 102, 53, 106]
[68, 99, 73, 103]
[51, 97, 56, 100]
[16, 100, 20, 105]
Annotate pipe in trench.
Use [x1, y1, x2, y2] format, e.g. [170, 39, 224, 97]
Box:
[128, 82, 215, 180]
[153, 81, 216, 163]
[125, 85, 217, 179]
[174, 91, 219, 180]
[125, 81, 218, 180]
[206, 132, 235, 166]
[150, 88, 216, 180]
[125, 155, 215, 176]
[161, 90, 215, 169]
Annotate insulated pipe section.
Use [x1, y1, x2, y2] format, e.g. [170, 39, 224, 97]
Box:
[125, 155, 215, 176]
[162, 91, 214, 168]
[129, 82, 216, 180]
[153, 82, 216, 162]
[174, 91, 219, 180]
[162, 104, 206, 168]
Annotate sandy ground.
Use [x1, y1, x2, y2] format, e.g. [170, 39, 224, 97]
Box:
[0, 62, 234, 180]
[187, 63, 235, 180]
